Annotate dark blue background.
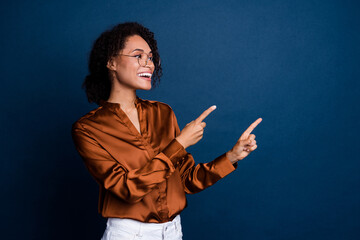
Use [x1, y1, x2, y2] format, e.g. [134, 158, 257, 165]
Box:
[1, 0, 359, 239]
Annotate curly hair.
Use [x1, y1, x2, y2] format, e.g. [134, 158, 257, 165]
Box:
[82, 22, 162, 105]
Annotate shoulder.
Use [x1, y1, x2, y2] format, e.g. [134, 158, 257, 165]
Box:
[71, 106, 105, 132]
[140, 98, 175, 115]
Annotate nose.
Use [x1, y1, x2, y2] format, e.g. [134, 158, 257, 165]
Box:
[144, 61, 155, 70]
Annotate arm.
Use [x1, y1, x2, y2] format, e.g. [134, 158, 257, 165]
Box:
[178, 152, 237, 194]
[170, 110, 238, 194]
[71, 121, 186, 204]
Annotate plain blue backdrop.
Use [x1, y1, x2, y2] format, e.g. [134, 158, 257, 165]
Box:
[1, 0, 359, 239]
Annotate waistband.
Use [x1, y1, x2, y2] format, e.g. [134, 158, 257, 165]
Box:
[106, 215, 181, 232]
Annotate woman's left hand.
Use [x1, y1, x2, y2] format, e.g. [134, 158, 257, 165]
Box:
[226, 118, 262, 164]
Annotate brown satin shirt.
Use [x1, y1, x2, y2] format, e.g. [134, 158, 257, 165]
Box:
[71, 96, 238, 223]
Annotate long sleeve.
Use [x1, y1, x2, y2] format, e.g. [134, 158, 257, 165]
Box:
[171, 110, 238, 194]
[178, 152, 237, 194]
[71, 97, 240, 222]
[71, 121, 186, 204]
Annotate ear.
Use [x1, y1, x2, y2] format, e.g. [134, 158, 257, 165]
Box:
[106, 57, 117, 71]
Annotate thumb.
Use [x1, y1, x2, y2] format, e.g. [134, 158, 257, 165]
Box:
[200, 122, 206, 128]
[242, 139, 252, 146]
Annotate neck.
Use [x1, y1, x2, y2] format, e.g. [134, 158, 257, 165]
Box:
[107, 87, 137, 110]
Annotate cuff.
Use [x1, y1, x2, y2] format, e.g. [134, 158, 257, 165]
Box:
[162, 138, 188, 166]
[213, 152, 238, 178]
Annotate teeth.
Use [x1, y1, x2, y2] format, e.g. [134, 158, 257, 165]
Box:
[138, 73, 152, 78]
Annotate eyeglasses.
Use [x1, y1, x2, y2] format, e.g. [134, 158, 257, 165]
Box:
[115, 52, 154, 67]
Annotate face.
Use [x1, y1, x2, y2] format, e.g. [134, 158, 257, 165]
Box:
[107, 35, 155, 91]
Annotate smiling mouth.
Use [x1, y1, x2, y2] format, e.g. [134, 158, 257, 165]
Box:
[137, 73, 152, 79]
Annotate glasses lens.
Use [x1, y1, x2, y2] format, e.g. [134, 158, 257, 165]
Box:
[139, 53, 147, 66]
[138, 53, 153, 66]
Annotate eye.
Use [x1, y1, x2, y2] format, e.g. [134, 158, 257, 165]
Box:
[148, 56, 154, 62]
[134, 54, 142, 59]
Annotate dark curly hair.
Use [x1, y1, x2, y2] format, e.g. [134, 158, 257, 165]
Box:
[82, 22, 162, 105]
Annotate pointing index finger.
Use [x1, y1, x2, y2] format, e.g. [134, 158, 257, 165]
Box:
[195, 105, 217, 123]
[239, 118, 263, 140]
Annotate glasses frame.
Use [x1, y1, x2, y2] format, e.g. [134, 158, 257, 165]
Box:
[115, 52, 154, 67]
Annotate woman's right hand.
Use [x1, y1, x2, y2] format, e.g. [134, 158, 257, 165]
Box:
[175, 106, 217, 149]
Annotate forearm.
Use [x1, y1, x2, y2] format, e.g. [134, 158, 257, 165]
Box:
[180, 152, 238, 194]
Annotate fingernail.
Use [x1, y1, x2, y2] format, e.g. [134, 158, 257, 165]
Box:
[212, 105, 217, 109]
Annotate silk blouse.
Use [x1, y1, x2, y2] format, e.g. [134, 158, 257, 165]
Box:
[71, 96, 238, 223]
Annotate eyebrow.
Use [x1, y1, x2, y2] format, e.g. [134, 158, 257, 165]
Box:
[130, 48, 152, 54]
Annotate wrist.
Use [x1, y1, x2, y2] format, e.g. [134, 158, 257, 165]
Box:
[226, 150, 238, 164]
[175, 136, 188, 149]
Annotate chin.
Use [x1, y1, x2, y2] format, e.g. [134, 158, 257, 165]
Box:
[144, 85, 152, 90]
[138, 83, 152, 91]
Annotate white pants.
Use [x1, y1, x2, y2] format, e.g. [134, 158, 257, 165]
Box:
[101, 215, 183, 240]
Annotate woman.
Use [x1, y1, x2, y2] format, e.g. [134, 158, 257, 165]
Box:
[71, 22, 262, 240]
